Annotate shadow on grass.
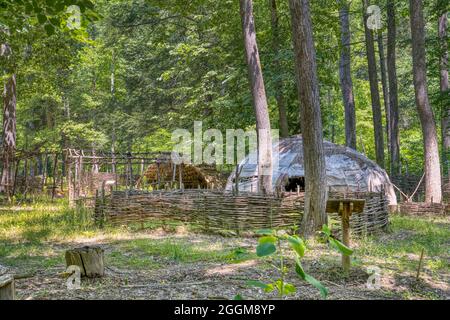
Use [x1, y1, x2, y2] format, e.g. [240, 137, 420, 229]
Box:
[0, 240, 63, 270]
[393, 273, 446, 299]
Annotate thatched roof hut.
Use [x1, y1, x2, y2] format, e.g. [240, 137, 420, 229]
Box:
[142, 160, 226, 189]
[226, 135, 397, 205]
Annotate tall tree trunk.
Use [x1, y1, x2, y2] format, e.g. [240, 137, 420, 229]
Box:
[363, 0, 384, 168]
[288, 0, 328, 234]
[1, 74, 16, 198]
[387, 0, 400, 174]
[439, 12, 449, 179]
[270, 0, 289, 138]
[409, 0, 442, 203]
[240, 0, 273, 194]
[0, 43, 16, 199]
[337, 0, 357, 149]
[377, 31, 391, 169]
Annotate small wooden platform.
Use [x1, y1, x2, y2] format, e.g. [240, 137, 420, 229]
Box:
[326, 199, 366, 214]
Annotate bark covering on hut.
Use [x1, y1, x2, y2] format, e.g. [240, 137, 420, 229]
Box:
[142, 161, 226, 189]
[226, 135, 397, 205]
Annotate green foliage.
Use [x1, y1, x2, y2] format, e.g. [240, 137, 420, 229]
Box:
[246, 225, 354, 299]
[1, 0, 446, 177]
[248, 229, 329, 299]
[321, 224, 354, 256]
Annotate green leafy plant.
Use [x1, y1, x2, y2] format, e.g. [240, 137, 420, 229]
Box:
[246, 225, 353, 299]
[320, 224, 353, 256]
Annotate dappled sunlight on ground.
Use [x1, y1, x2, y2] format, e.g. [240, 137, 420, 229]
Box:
[205, 260, 258, 276]
[0, 201, 449, 300]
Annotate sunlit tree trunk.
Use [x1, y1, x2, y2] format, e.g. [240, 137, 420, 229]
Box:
[0, 43, 16, 199]
[270, 0, 289, 138]
[240, 0, 273, 194]
[387, 0, 400, 174]
[363, 0, 384, 168]
[337, 0, 357, 149]
[377, 31, 391, 169]
[289, 0, 328, 234]
[409, 0, 442, 203]
[1, 75, 16, 197]
[439, 12, 449, 179]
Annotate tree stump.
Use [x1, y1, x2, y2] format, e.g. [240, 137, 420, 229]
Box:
[65, 246, 105, 278]
[0, 275, 15, 300]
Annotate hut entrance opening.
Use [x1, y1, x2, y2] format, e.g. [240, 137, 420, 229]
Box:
[285, 176, 305, 192]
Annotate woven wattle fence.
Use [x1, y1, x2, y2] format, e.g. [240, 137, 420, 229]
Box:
[398, 202, 449, 216]
[90, 189, 389, 234]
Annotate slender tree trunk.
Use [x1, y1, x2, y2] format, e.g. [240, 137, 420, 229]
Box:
[240, 0, 273, 194]
[363, 0, 384, 168]
[0, 43, 16, 199]
[288, 0, 328, 234]
[1, 74, 16, 198]
[387, 0, 400, 174]
[409, 0, 442, 203]
[270, 0, 289, 138]
[439, 12, 449, 179]
[337, 0, 357, 149]
[377, 31, 391, 168]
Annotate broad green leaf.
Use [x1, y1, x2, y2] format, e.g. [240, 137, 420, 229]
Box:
[44, 23, 55, 35]
[258, 236, 277, 245]
[283, 282, 296, 295]
[295, 257, 306, 279]
[329, 238, 353, 256]
[264, 283, 275, 293]
[233, 294, 244, 300]
[322, 224, 331, 236]
[246, 280, 270, 290]
[304, 274, 328, 299]
[37, 14, 47, 24]
[256, 242, 276, 257]
[295, 257, 328, 298]
[287, 235, 306, 257]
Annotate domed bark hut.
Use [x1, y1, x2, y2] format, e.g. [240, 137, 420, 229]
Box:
[226, 135, 397, 205]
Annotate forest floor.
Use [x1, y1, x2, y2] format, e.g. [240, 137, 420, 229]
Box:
[0, 200, 448, 300]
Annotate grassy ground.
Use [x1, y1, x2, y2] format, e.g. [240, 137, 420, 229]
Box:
[0, 200, 448, 300]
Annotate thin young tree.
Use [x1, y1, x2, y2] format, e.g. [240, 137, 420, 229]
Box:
[337, 0, 357, 149]
[438, 10, 449, 179]
[240, 0, 273, 194]
[270, 0, 289, 138]
[386, 0, 400, 174]
[377, 30, 391, 165]
[288, 0, 328, 234]
[409, 0, 442, 203]
[362, 0, 384, 168]
[0, 42, 16, 200]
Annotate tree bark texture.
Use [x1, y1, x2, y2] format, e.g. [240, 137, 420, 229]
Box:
[363, 0, 385, 168]
[288, 0, 328, 234]
[338, 0, 357, 150]
[409, 0, 442, 203]
[387, 0, 400, 174]
[270, 0, 289, 138]
[240, 0, 273, 194]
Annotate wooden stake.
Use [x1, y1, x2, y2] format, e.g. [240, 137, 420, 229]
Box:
[416, 248, 425, 281]
[341, 202, 351, 273]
